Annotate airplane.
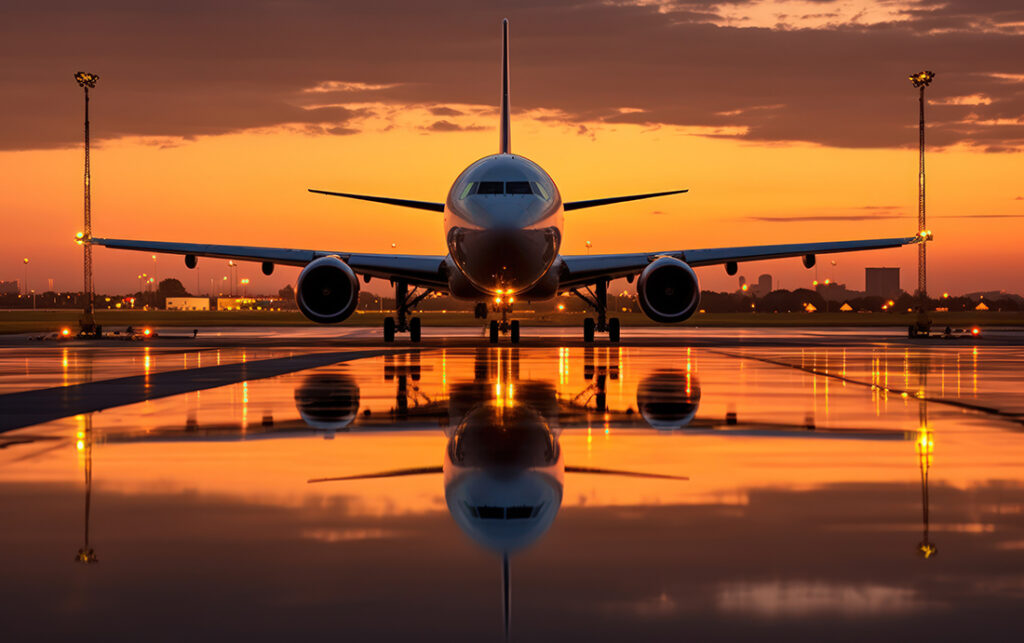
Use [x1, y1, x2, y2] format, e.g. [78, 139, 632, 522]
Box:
[90, 19, 923, 344]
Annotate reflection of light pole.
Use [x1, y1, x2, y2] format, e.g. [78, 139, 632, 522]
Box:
[913, 352, 936, 559]
[75, 71, 99, 329]
[909, 70, 934, 321]
[75, 412, 98, 564]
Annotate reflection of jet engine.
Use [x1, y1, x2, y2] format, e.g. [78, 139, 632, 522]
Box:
[295, 256, 360, 323]
[636, 370, 701, 430]
[444, 403, 564, 554]
[294, 373, 361, 431]
[637, 256, 701, 323]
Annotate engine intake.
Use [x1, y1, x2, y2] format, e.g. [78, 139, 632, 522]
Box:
[296, 256, 360, 324]
[637, 256, 700, 323]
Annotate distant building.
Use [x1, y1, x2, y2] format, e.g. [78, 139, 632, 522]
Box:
[0, 280, 18, 295]
[750, 274, 773, 297]
[167, 297, 211, 311]
[865, 267, 901, 300]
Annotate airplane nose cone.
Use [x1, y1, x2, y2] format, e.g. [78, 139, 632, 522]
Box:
[448, 226, 560, 293]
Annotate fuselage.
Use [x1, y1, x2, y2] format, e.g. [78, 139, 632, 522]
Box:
[444, 154, 563, 297]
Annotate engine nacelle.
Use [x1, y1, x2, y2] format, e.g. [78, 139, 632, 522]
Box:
[637, 256, 701, 323]
[295, 255, 360, 324]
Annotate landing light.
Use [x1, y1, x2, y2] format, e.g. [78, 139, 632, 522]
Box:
[971, 327, 981, 336]
[494, 297, 502, 304]
[557, 303, 565, 311]
[60, 327, 71, 337]
[143, 327, 152, 336]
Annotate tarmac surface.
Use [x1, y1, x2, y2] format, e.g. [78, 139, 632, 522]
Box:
[2, 326, 1024, 641]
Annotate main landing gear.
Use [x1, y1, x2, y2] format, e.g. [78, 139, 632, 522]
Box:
[485, 296, 520, 344]
[571, 279, 620, 343]
[383, 281, 432, 343]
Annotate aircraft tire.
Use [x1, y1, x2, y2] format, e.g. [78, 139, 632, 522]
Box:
[383, 317, 396, 343]
[489, 320, 499, 343]
[583, 317, 595, 342]
[409, 317, 421, 342]
[608, 317, 620, 342]
[510, 320, 520, 344]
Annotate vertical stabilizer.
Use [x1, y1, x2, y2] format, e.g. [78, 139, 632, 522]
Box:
[499, 19, 511, 154]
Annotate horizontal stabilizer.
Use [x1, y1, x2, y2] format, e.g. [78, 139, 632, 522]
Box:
[563, 189, 688, 211]
[308, 189, 445, 212]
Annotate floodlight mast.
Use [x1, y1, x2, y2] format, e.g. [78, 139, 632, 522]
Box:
[75, 71, 99, 333]
[909, 71, 934, 316]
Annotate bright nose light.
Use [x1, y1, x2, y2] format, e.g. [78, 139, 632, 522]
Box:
[494, 297, 502, 304]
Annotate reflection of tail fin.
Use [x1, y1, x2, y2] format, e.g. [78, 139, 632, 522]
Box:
[502, 552, 511, 642]
[499, 19, 511, 154]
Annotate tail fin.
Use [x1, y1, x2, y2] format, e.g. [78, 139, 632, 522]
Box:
[499, 18, 511, 154]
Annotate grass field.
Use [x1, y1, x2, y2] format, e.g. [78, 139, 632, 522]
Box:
[1, 308, 1020, 335]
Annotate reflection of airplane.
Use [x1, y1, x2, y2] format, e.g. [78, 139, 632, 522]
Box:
[89, 19, 919, 344]
[308, 382, 688, 641]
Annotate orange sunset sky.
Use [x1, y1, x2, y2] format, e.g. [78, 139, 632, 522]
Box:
[2, 0, 1022, 296]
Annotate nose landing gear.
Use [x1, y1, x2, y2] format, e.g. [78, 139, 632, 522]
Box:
[571, 279, 620, 343]
[382, 281, 432, 343]
[487, 298, 520, 344]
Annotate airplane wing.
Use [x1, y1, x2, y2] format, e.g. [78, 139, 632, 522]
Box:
[559, 235, 920, 289]
[90, 237, 449, 289]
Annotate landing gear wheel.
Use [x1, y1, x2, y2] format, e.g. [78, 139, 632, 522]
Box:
[383, 317, 396, 342]
[583, 317, 595, 343]
[510, 320, 520, 344]
[409, 317, 421, 342]
[489, 320, 499, 343]
[608, 317, 620, 343]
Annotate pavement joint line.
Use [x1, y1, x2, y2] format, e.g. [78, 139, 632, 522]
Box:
[0, 348, 421, 434]
[708, 348, 1024, 429]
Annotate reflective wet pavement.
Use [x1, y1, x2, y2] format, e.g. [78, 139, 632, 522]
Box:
[2, 333, 1024, 641]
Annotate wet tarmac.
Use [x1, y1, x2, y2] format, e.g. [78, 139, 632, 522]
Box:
[2, 328, 1023, 641]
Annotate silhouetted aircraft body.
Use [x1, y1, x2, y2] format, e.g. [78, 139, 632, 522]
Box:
[91, 19, 921, 344]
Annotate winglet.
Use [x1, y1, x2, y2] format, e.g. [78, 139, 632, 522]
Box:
[499, 18, 511, 154]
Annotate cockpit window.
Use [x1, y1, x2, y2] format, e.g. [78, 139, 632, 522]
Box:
[477, 181, 504, 195]
[505, 181, 533, 195]
[459, 182, 475, 199]
[532, 182, 550, 200]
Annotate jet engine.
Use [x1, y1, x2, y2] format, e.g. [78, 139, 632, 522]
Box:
[295, 256, 360, 323]
[637, 256, 701, 323]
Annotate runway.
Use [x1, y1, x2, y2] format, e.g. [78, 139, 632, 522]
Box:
[2, 327, 1023, 641]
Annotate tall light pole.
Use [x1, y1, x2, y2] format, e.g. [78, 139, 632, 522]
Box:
[75, 71, 99, 332]
[22, 257, 29, 298]
[909, 71, 934, 320]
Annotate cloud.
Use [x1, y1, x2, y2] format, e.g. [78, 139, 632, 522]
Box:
[2, 0, 1023, 151]
[422, 119, 483, 132]
[429, 106, 464, 116]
